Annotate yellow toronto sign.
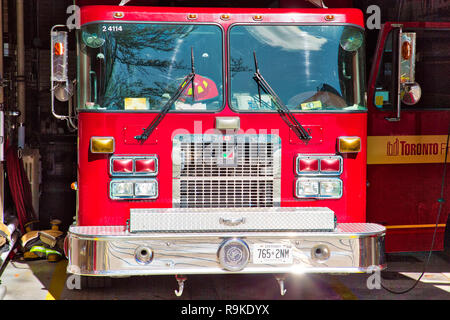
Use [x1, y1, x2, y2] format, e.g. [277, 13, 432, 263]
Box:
[367, 135, 449, 164]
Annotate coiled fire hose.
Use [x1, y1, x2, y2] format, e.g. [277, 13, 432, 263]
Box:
[5, 143, 36, 234]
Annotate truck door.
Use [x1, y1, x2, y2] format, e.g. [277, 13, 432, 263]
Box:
[366, 22, 450, 252]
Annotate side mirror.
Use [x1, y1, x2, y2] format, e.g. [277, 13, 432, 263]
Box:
[51, 25, 74, 119]
[401, 82, 421, 105]
[399, 32, 421, 106]
[54, 81, 74, 102]
[386, 30, 419, 122]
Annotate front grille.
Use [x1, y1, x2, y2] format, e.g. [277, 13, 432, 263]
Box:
[173, 134, 281, 208]
[179, 179, 275, 208]
[179, 139, 275, 177]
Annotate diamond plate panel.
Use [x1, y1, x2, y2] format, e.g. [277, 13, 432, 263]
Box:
[129, 207, 335, 233]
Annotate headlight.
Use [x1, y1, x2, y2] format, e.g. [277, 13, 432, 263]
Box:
[110, 181, 134, 199]
[319, 179, 343, 198]
[296, 180, 319, 198]
[110, 179, 158, 200]
[295, 178, 342, 199]
[134, 180, 158, 198]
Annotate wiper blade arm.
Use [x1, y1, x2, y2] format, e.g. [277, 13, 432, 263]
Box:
[252, 52, 311, 142]
[135, 48, 196, 143]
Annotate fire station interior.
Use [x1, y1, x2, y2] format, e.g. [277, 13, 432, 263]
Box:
[0, 0, 449, 300]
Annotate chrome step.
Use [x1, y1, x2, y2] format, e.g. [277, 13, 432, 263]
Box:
[129, 207, 336, 233]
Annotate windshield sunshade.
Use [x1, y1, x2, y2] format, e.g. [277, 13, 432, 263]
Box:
[229, 25, 366, 112]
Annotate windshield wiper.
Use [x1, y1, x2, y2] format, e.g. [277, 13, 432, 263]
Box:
[135, 48, 196, 143]
[252, 52, 311, 142]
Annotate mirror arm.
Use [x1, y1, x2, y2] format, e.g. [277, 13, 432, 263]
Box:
[67, 80, 78, 131]
[386, 26, 403, 122]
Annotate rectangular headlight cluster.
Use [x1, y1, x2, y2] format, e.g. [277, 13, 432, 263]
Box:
[295, 154, 343, 200]
[110, 179, 158, 200]
[295, 178, 343, 199]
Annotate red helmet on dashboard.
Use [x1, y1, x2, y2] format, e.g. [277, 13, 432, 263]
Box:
[180, 75, 219, 101]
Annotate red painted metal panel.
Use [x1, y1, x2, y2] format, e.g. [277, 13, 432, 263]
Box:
[78, 112, 367, 226]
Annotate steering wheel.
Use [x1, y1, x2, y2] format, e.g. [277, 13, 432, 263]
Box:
[301, 90, 347, 108]
[288, 83, 347, 109]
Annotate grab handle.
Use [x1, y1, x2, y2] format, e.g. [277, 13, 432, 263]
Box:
[219, 217, 246, 227]
[89, 71, 98, 104]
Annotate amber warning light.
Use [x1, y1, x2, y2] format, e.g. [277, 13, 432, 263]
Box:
[54, 42, 64, 56]
[338, 136, 361, 153]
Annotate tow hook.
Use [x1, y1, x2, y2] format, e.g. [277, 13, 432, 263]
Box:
[275, 275, 287, 296]
[174, 275, 187, 297]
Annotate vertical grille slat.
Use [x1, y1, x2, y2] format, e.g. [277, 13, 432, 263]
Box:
[174, 134, 281, 208]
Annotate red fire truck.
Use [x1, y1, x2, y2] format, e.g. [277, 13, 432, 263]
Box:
[51, 4, 387, 293]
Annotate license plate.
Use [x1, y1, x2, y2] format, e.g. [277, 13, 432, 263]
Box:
[253, 243, 293, 264]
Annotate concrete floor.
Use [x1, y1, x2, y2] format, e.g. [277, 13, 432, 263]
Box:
[1, 250, 450, 300]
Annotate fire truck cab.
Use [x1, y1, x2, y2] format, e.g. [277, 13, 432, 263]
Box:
[51, 5, 386, 293]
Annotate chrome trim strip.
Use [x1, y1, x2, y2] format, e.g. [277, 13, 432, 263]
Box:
[69, 223, 386, 239]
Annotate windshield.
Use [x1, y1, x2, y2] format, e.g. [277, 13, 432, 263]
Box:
[229, 25, 366, 112]
[78, 23, 224, 111]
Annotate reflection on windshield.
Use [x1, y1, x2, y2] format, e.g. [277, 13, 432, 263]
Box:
[229, 25, 366, 112]
[246, 26, 328, 51]
[79, 24, 223, 111]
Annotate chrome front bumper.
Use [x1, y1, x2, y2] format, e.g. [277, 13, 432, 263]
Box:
[66, 223, 386, 276]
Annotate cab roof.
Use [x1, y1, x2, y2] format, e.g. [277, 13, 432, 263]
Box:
[81, 6, 365, 28]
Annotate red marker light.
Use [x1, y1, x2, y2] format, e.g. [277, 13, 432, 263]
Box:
[320, 158, 341, 173]
[135, 158, 156, 173]
[298, 158, 319, 173]
[112, 159, 133, 173]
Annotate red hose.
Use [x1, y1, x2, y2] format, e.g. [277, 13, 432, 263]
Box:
[6, 144, 36, 234]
